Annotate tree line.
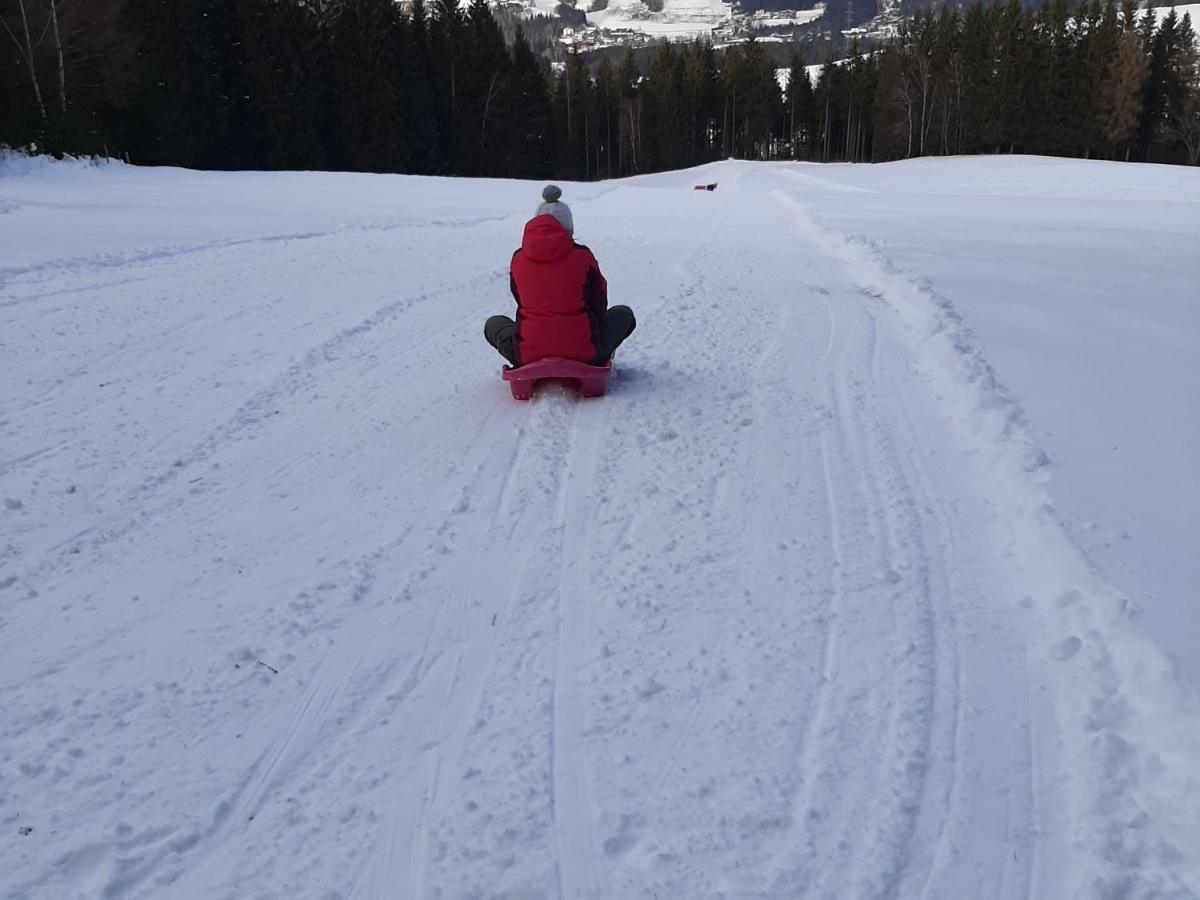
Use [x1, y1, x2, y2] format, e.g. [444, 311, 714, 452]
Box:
[801, 0, 1200, 165]
[2, 0, 1197, 176]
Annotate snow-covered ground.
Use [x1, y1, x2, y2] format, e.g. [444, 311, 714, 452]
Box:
[1144, 2, 1200, 24]
[527, 0, 563, 17]
[752, 155, 1200, 690]
[2, 155, 1198, 899]
[750, 5, 825, 28]
[586, 0, 733, 38]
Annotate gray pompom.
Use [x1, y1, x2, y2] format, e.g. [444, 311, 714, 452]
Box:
[542, 184, 563, 203]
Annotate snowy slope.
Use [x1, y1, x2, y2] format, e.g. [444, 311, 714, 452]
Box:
[2, 156, 1198, 899]
[584, 0, 823, 38]
[1145, 2, 1200, 23]
[585, 0, 734, 38]
[761, 155, 1200, 690]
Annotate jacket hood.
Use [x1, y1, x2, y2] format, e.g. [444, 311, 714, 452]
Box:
[521, 214, 575, 263]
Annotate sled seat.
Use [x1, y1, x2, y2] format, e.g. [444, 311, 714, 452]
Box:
[502, 358, 613, 401]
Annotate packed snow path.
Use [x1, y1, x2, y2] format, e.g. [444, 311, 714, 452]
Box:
[2, 158, 1197, 899]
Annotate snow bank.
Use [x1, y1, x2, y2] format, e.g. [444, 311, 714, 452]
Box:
[767, 155, 1200, 690]
[775, 186, 1200, 896]
[0, 148, 119, 179]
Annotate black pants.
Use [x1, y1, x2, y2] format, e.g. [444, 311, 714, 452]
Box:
[484, 305, 636, 367]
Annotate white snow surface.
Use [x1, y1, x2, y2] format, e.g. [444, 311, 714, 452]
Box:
[778, 55, 868, 92]
[749, 5, 825, 28]
[1, 155, 1198, 899]
[1144, 2, 1200, 24]
[755, 155, 1200, 690]
[586, 0, 732, 38]
[526, 0, 563, 18]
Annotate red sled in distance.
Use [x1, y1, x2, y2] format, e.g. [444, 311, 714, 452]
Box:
[693, 183, 718, 191]
[502, 358, 613, 400]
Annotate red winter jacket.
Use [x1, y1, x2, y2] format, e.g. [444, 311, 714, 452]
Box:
[509, 214, 607, 366]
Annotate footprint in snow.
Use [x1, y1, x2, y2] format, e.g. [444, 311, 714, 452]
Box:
[603, 830, 638, 857]
[637, 677, 666, 700]
[603, 813, 642, 857]
[60, 843, 116, 893]
[1050, 636, 1083, 661]
[1058, 589, 1083, 607]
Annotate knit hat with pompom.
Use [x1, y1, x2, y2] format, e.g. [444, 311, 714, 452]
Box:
[535, 184, 574, 235]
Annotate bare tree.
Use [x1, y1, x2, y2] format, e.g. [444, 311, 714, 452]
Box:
[46, 0, 64, 114]
[946, 54, 966, 154]
[1100, 31, 1147, 158]
[1165, 86, 1200, 164]
[1, 0, 49, 123]
[480, 71, 503, 150]
[894, 68, 916, 158]
[3, 0, 132, 136]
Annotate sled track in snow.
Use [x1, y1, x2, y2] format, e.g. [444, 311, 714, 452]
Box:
[551, 399, 607, 900]
[769, 191, 1038, 897]
[168, 396, 523, 896]
[0, 214, 522, 303]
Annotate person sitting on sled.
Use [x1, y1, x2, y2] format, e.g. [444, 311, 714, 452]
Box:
[485, 185, 636, 368]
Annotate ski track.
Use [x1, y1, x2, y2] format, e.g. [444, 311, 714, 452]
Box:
[550, 399, 604, 900]
[2, 163, 1196, 899]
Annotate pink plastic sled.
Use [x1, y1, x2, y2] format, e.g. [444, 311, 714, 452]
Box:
[502, 358, 613, 401]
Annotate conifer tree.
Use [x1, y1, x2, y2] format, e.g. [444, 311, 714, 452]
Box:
[1134, 2, 1166, 159]
[595, 57, 620, 178]
[429, 0, 466, 170]
[7, 0, 1199, 174]
[120, 0, 240, 167]
[1071, 0, 1120, 158]
[552, 51, 592, 179]
[236, 0, 327, 170]
[329, 0, 407, 172]
[1162, 13, 1200, 162]
[993, 0, 1033, 153]
[872, 44, 907, 160]
[682, 41, 720, 165]
[507, 27, 553, 177]
[722, 37, 779, 160]
[457, 0, 512, 175]
[1029, 0, 1074, 155]
[646, 42, 687, 171]
[960, 2, 996, 154]
[399, 0, 442, 174]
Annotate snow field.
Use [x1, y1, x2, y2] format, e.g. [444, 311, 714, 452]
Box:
[586, 0, 732, 38]
[760, 155, 1200, 689]
[1145, 3, 1200, 24]
[1, 155, 1198, 898]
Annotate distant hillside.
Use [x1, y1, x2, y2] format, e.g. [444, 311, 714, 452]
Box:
[522, 0, 1194, 54]
[510, 0, 874, 56]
